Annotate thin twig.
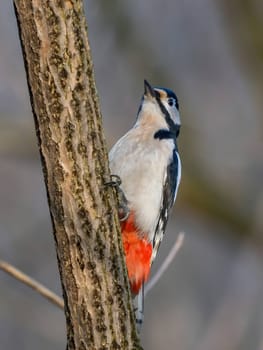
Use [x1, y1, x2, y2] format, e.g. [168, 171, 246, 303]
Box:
[144, 232, 185, 297]
[0, 233, 183, 309]
[0, 259, 64, 309]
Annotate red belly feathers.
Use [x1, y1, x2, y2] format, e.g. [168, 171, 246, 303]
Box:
[120, 212, 152, 294]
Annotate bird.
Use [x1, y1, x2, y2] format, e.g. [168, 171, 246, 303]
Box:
[109, 80, 181, 326]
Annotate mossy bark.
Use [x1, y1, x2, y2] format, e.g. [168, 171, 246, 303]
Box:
[14, 1, 142, 349]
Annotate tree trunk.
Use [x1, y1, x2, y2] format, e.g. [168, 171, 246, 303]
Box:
[13, 1, 142, 349]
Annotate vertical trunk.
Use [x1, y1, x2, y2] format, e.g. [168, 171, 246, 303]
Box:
[13, 1, 142, 349]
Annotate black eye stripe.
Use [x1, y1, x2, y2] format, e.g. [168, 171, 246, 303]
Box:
[154, 94, 180, 138]
[154, 87, 179, 110]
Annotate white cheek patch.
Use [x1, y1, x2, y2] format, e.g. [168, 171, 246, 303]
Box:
[172, 110, 181, 126]
[162, 100, 181, 126]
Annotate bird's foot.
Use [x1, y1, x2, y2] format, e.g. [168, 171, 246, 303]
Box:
[104, 174, 130, 221]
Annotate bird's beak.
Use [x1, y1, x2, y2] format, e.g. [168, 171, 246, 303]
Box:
[144, 80, 156, 98]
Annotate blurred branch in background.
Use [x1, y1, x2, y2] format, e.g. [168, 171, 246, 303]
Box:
[0, 260, 64, 309]
[0, 233, 184, 315]
[145, 233, 184, 297]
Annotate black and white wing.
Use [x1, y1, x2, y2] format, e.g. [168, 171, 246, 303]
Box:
[151, 149, 181, 263]
[135, 148, 181, 330]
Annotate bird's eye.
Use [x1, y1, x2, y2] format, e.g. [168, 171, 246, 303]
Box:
[168, 98, 174, 107]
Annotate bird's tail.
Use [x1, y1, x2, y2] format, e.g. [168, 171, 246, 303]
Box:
[134, 283, 144, 333]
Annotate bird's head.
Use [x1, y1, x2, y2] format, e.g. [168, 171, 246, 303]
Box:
[136, 80, 181, 138]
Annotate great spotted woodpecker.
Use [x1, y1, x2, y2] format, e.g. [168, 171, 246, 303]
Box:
[109, 80, 181, 326]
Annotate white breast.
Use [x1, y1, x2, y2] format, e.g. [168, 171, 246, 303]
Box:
[109, 127, 174, 241]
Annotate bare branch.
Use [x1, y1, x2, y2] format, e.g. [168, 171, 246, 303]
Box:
[144, 232, 184, 297]
[0, 259, 64, 309]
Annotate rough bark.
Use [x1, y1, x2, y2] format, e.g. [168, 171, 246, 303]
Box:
[13, 1, 142, 349]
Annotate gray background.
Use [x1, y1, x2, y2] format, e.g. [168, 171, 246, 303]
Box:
[0, 1, 263, 349]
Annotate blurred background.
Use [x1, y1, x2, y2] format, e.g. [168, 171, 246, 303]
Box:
[0, 1, 263, 349]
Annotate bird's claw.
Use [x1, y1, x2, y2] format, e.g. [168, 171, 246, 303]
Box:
[104, 174, 130, 221]
[104, 174, 122, 188]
